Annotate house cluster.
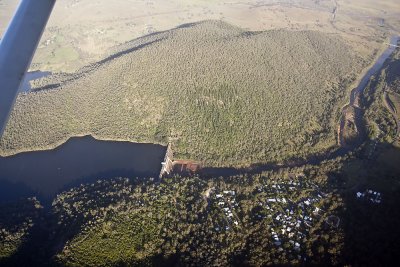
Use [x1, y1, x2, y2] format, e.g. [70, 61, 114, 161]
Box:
[214, 190, 239, 231]
[255, 178, 326, 257]
[356, 189, 382, 204]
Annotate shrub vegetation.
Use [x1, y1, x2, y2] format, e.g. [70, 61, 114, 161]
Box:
[0, 21, 364, 166]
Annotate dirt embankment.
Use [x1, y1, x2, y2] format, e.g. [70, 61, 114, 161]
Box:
[383, 91, 400, 142]
[172, 160, 202, 175]
[338, 99, 365, 147]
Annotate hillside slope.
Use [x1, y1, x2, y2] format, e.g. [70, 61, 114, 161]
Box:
[0, 21, 363, 166]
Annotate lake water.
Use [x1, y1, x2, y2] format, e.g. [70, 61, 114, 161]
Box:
[19, 71, 51, 92]
[1, 38, 398, 203]
[0, 136, 166, 202]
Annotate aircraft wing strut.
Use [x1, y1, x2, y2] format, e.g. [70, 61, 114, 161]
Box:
[0, 0, 55, 136]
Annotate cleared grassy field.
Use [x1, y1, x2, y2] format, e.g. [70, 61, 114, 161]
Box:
[1, 0, 398, 72]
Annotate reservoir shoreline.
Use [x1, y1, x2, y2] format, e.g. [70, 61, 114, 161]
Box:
[0, 135, 166, 201]
[0, 36, 398, 200]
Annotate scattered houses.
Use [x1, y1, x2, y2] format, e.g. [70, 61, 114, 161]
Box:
[206, 174, 339, 262]
[212, 189, 239, 231]
[356, 189, 382, 204]
[252, 176, 329, 258]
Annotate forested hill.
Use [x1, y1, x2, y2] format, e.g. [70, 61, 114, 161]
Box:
[0, 21, 364, 166]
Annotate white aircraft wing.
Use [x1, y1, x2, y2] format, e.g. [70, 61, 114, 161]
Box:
[0, 0, 55, 136]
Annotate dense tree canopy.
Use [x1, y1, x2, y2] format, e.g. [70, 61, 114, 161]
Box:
[0, 21, 364, 166]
